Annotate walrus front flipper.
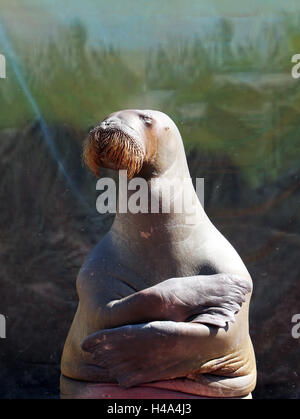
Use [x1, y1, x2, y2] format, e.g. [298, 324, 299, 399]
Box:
[81, 321, 211, 388]
[81, 319, 252, 391]
[105, 274, 252, 328]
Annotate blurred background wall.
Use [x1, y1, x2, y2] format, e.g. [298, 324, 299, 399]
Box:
[0, 0, 300, 398]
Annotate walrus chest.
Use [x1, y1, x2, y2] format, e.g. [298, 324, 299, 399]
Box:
[92, 226, 219, 295]
[104, 242, 209, 292]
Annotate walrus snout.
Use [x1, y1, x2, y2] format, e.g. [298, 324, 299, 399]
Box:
[83, 117, 146, 179]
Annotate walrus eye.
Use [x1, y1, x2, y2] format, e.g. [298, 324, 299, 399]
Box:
[140, 114, 152, 126]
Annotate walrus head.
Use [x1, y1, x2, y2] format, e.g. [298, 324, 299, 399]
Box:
[83, 109, 182, 179]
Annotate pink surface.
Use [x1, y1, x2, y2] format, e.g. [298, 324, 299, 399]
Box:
[71, 383, 207, 399]
[61, 375, 252, 399]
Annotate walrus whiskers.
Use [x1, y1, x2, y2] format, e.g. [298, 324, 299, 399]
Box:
[83, 127, 145, 179]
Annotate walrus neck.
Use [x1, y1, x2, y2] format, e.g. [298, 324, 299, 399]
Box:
[111, 158, 209, 244]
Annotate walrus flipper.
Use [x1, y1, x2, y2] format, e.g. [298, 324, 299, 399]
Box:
[81, 274, 252, 387]
[81, 318, 250, 389]
[151, 273, 252, 328]
[81, 321, 217, 388]
[105, 273, 252, 328]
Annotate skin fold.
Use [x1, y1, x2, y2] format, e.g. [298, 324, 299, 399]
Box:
[60, 110, 257, 398]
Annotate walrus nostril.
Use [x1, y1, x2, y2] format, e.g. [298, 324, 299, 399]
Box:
[100, 118, 121, 130]
[100, 120, 111, 129]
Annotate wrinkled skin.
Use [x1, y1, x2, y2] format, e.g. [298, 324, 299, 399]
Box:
[101, 274, 252, 327]
[80, 274, 252, 389]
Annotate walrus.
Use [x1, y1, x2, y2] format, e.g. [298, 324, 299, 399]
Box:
[60, 109, 256, 399]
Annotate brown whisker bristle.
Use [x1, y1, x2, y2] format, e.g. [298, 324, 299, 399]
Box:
[83, 128, 145, 179]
